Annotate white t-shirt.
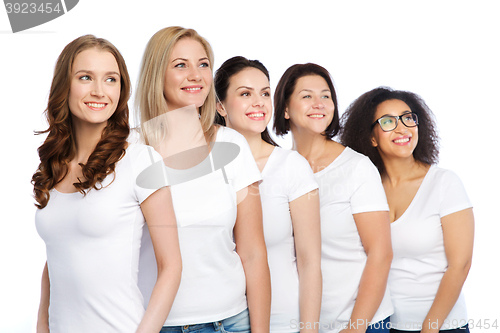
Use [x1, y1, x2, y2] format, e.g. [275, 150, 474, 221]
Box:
[138, 126, 262, 326]
[315, 147, 393, 333]
[35, 144, 164, 333]
[389, 166, 472, 331]
[260, 147, 319, 332]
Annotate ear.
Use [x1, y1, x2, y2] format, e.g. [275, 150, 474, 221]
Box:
[284, 106, 290, 120]
[216, 102, 227, 117]
[371, 134, 378, 147]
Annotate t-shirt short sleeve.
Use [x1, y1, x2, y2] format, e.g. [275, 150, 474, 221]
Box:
[286, 151, 318, 202]
[223, 128, 262, 192]
[438, 169, 473, 217]
[130, 144, 166, 204]
[350, 156, 389, 215]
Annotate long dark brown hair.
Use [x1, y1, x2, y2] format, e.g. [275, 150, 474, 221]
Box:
[214, 56, 278, 147]
[31, 35, 131, 209]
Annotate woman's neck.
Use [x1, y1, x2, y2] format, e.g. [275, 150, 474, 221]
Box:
[242, 131, 269, 160]
[381, 155, 428, 186]
[72, 121, 106, 165]
[291, 128, 342, 171]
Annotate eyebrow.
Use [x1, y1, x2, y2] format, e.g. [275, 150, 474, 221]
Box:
[380, 111, 412, 117]
[299, 88, 330, 93]
[74, 70, 120, 77]
[171, 57, 210, 63]
[236, 86, 271, 91]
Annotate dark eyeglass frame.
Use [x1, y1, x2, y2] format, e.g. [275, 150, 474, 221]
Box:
[371, 112, 419, 132]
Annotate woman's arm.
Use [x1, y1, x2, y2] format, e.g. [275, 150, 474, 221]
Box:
[136, 187, 182, 333]
[289, 190, 322, 333]
[36, 262, 50, 333]
[234, 182, 271, 333]
[344, 211, 393, 333]
[420, 208, 474, 333]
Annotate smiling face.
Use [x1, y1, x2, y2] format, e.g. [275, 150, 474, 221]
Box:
[163, 38, 212, 111]
[371, 99, 419, 160]
[68, 48, 121, 130]
[285, 75, 335, 136]
[218, 67, 272, 137]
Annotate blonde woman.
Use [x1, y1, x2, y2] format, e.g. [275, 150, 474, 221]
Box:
[136, 27, 271, 333]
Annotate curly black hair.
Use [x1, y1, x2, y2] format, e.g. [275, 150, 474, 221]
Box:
[340, 87, 439, 174]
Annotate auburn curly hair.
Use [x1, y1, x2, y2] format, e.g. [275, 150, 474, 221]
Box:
[31, 35, 131, 209]
[340, 87, 439, 175]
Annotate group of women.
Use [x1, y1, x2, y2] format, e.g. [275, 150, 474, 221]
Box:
[32, 26, 474, 333]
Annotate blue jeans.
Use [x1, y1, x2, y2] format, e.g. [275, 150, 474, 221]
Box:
[160, 309, 250, 333]
[390, 323, 470, 333]
[366, 317, 391, 333]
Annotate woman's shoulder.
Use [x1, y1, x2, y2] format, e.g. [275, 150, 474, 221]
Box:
[215, 126, 246, 143]
[338, 146, 378, 171]
[426, 165, 465, 186]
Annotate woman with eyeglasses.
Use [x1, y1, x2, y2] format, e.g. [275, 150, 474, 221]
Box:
[274, 64, 394, 333]
[340, 87, 474, 333]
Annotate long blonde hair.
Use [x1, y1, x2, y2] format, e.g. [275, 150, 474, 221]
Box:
[135, 26, 217, 143]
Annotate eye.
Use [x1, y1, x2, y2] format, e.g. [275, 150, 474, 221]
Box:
[321, 95, 330, 99]
[106, 77, 117, 83]
[174, 63, 186, 68]
[302, 95, 311, 99]
[381, 117, 394, 125]
[199, 62, 210, 68]
[262, 91, 270, 97]
[79, 75, 91, 81]
[241, 91, 250, 97]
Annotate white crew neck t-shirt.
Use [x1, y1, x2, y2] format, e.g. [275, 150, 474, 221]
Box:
[35, 144, 164, 333]
[389, 166, 472, 331]
[260, 147, 318, 332]
[315, 147, 393, 333]
[138, 126, 262, 326]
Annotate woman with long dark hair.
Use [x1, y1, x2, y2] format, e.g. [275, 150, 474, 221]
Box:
[215, 56, 322, 332]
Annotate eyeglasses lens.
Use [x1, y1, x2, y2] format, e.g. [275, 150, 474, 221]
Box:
[379, 113, 418, 131]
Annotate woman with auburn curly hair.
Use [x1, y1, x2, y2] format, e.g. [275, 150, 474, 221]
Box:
[136, 27, 270, 333]
[340, 87, 474, 333]
[32, 35, 181, 333]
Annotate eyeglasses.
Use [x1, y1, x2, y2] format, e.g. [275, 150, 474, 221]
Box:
[371, 112, 419, 132]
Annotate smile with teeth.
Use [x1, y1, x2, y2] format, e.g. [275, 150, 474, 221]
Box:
[182, 87, 202, 91]
[308, 114, 325, 118]
[393, 137, 410, 143]
[247, 113, 265, 118]
[85, 102, 107, 108]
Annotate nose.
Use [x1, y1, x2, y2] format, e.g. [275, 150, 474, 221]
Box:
[312, 96, 325, 109]
[252, 94, 265, 107]
[394, 118, 408, 133]
[187, 67, 202, 81]
[91, 81, 105, 98]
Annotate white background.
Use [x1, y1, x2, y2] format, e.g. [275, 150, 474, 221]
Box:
[1, 1, 498, 332]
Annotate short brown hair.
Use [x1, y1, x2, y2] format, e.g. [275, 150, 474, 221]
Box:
[273, 63, 340, 139]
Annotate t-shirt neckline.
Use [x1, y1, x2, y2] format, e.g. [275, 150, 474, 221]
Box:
[391, 164, 435, 225]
